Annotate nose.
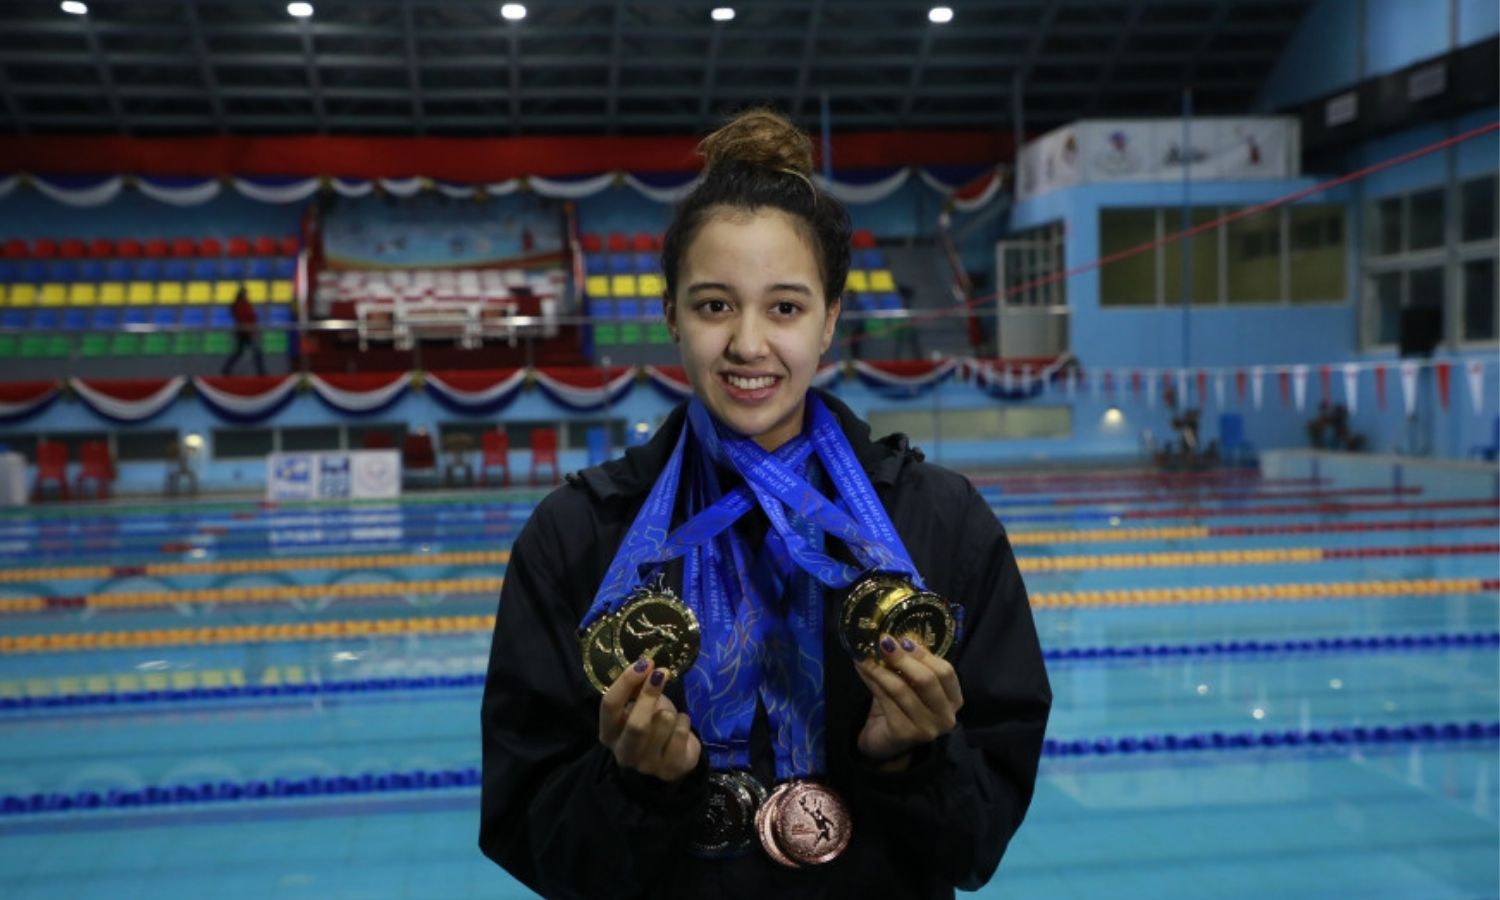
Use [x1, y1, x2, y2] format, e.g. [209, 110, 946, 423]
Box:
[726, 310, 768, 363]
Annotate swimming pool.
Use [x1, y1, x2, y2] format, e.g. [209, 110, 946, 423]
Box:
[1, 466, 1495, 899]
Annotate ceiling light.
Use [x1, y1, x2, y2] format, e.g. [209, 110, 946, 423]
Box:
[60, 1, 88, 13]
[500, 3, 527, 20]
[928, 6, 953, 24]
[287, 2, 313, 17]
[711, 7, 735, 21]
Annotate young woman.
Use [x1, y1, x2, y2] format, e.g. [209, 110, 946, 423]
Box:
[480, 109, 1051, 900]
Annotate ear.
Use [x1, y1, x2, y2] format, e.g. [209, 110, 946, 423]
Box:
[663, 297, 679, 342]
[820, 293, 841, 355]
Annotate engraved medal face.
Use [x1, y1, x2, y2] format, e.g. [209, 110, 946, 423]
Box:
[580, 613, 625, 695]
[884, 591, 957, 659]
[839, 573, 956, 661]
[771, 781, 852, 867]
[690, 771, 760, 858]
[612, 591, 701, 676]
[755, 783, 800, 869]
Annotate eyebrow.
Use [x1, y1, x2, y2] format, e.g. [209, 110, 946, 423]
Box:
[686, 281, 814, 296]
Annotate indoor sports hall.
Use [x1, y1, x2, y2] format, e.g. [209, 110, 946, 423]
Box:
[0, 1, 1495, 898]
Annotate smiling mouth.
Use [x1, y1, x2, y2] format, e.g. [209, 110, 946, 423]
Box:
[721, 373, 780, 390]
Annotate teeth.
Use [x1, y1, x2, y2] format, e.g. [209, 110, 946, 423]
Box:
[727, 375, 776, 390]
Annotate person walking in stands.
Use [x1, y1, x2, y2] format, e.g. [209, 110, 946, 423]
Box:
[222, 286, 266, 376]
[479, 108, 1051, 899]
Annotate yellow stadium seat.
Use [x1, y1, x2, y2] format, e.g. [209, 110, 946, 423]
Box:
[39, 284, 67, 307]
[156, 282, 184, 305]
[270, 280, 293, 303]
[869, 270, 895, 292]
[585, 275, 611, 298]
[214, 281, 240, 304]
[610, 274, 637, 297]
[185, 281, 212, 304]
[9, 284, 36, 307]
[846, 270, 869, 292]
[127, 282, 155, 305]
[636, 273, 665, 298]
[68, 283, 97, 306]
[99, 283, 126, 306]
[0, 285, 7, 306]
[244, 281, 269, 303]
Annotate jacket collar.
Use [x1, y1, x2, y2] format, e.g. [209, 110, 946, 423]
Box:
[571, 388, 915, 501]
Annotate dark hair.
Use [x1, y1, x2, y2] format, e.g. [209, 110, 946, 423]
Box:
[660, 108, 852, 308]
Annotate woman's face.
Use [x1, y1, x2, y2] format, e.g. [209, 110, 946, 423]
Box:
[666, 208, 840, 452]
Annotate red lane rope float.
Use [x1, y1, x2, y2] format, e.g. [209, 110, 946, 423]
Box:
[4, 576, 506, 616]
[1028, 486, 1422, 508]
[1120, 498, 1497, 520]
[0, 549, 511, 585]
[1009, 517, 1500, 545]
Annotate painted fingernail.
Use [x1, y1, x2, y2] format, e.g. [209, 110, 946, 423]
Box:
[881, 637, 897, 654]
[650, 669, 665, 687]
[901, 638, 916, 652]
[634, 658, 649, 673]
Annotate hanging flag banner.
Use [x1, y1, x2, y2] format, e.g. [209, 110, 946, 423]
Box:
[1213, 371, 1226, 409]
[1250, 366, 1264, 410]
[1174, 369, 1187, 408]
[0, 381, 60, 424]
[533, 366, 636, 411]
[1467, 360, 1487, 415]
[309, 371, 410, 416]
[1341, 363, 1360, 416]
[1400, 362, 1420, 417]
[1318, 365, 1331, 403]
[1375, 365, 1387, 411]
[424, 368, 528, 415]
[1278, 369, 1291, 408]
[193, 375, 299, 423]
[1195, 370, 1208, 407]
[853, 359, 957, 398]
[70, 377, 186, 424]
[1435, 362, 1451, 411]
[1145, 370, 1158, 409]
[1291, 365, 1309, 413]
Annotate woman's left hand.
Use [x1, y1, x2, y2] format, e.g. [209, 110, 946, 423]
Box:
[854, 634, 964, 770]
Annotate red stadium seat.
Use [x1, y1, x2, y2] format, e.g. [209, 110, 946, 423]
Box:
[852, 229, 877, 249]
[631, 233, 657, 252]
[2, 239, 27, 259]
[480, 430, 510, 486]
[227, 237, 251, 257]
[199, 237, 223, 257]
[529, 428, 560, 485]
[145, 238, 170, 258]
[402, 431, 438, 483]
[75, 440, 115, 499]
[580, 233, 603, 253]
[253, 236, 278, 257]
[33, 238, 58, 259]
[116, 238, 142, 258]
[171, 237, 197, 257]
[606, 233, 629, 253]
[88, 238, 114, 258]
[277, 236, 299, 256]
[32, 441, 70, 501]
[60, 238, 86, 259]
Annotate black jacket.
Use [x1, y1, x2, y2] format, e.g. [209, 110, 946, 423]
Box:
[480, 391, 1051, 899]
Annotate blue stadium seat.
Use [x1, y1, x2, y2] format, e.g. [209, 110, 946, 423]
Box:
[617, 298, 642, 320]
[32, 309, 58, 330]
[77, 261, 106, 283]
[267, 306, 293, 326]
[272, 258, 296, 279]
[209, 307, 234, 329]
[859, 248, 884, 270]
[61, 308, 88, 331]
[50, 261, 79, 283]
[609, 254, 634, 275]
[247, 259, 273, 280]
[135, 260, 164, 281]
[122, 309, 148, 327]
[0, 261, 16, 283]
[180, 307, 207, 329]
[633, 253, 656, 275]
[104, 260, 133, 282]
[584, 255, 608, 276]
[19, 261, 47, 283]
[163, 260, 191, 281]
[877, 292, 903, 312]
[221, 258, 247, 280]
[90, 308, 120, 329]
[192, 259, 219, 281]
[1, 309, 27, 328]
[151, 307, 178, 327]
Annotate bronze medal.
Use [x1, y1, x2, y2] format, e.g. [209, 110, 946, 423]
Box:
[772, 781, 852, 866]
[839, 572, 955, 661]
[755, 782, 800, 869]
[612, 590, 701, 676]
[580, 613, 625, 695]
[690, 771, 762, 858]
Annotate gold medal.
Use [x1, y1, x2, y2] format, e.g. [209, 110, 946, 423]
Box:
[579, 613, 625, 694]
[838, 572, 956, 661]
[612, 588, 701, 677]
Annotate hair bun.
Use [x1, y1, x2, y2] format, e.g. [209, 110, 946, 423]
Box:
[698, 108, 815, 176]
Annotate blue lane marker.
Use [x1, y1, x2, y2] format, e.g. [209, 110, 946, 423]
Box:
[1044, 631, 1500, 663]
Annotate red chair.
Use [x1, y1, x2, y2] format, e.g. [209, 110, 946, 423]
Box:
[480, 430, 510, 486]
[171, 237, 197, 257]
[277, 236, 299, 256]
[851, 229, 877, 249]
[606, 233, 629, 253]
[253, 236, 278, 257]
[60, 238, 86, 259]
[227, 236, 251, 257]
[631, 233, 657, 252]
[88, 237, 114, 258]
[116, 238, 142, 258]
[2, 238, 27, 259]
[144, 238, 170, 258]
[32, 238, 58, 259]
[402, 430, 438, 485]
[529, 428, 559, 485]
[76, 440, 115, 499]
[199, 237, 223, 257]
[361, 430, 396, 450]
[33, 441, 70, 501]
[579, 233, 603, 254]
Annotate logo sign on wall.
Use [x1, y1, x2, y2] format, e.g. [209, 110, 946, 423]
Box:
[267, 451, 402, 501]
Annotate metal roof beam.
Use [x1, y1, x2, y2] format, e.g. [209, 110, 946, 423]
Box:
[79, 10, 127, 134]
[697, 17, 725, 126]
[182, 0, 227, 133]
[296, 14, 326, 132]
[605, 1, 625, 133]
[1184, 0, 1235, 85]
[1087, 1, 1144, 115]
[400, 0, 425, 133]
[898, 24, 936, 124]
[789, 0, 824, 123]
[507, 20, 521, 135]
[0, 65, 26, 133]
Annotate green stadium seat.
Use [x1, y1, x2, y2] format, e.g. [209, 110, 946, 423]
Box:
[204, 331, 232, 355]
[262, 331, 288, 354]
[594, 324, 619, 346]
[0, 335, 16, 358]
[20, 335, 48, 358]
[647, 323, 672, 344]
[80, 333, 110, 358]
[109, 333, 141, 356]
[141, 333, 170, 356]
[172, 332, 203, 355]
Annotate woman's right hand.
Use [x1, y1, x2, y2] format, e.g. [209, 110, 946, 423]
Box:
[599, 659, 702, 782]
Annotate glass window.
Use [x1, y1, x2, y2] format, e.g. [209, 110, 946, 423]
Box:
[1099, 209, 1158, 306]
[1408, 187, 1445, 251]
[1373, 272, 1402, 345]
[1289, 205, 1347, 302]
[1227, 208, 1282, 303]
[213, 428, 274, 459]
[1409, 266, 1445, 311]
[1460, 174, 1497, 243]
[116, 429, 179, 462]
[347, 423, 407, 450]
[1162, 208, 1221, 305]
[1463, 258, 1497, 341]
[1369, 195, 1403, 255]
[0, 434, 39, 462]
[280, 426, 342, 452]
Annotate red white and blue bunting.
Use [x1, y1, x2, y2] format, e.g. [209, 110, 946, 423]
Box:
[192, 375, 299, 424]
[966, 355, 1072, 401]
[532, 366, 636, 412]
[308, 371, 410, 416]
[853, 359, 959, 398]
[424, 368, 528, 416]
[0, 381, 59, 424]
[70, 377, 185, 424]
